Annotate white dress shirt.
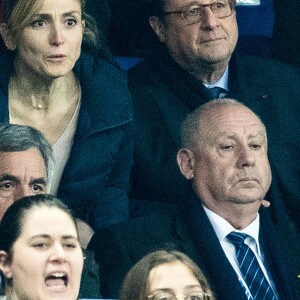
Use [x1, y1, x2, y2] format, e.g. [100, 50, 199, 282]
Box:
[204, 65, 229, 98]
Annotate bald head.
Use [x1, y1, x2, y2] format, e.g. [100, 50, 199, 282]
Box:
[180, 99, 267, 152]
[177, 99, 271, 228]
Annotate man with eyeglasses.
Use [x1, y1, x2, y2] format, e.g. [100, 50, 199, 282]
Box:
[128, 0, 300, 236]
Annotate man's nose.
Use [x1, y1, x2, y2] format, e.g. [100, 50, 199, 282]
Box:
[14, 186, 32, 201]
[200, 7, 220, 30]
[236, 147, 255, 168]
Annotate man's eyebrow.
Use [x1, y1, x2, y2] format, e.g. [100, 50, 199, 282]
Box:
[215, 132, 237, 139]
[248, 131, 266, 139]
[151, 288, 172, 293]
[216, 131, 266, 139]
[0, 174, 20, 183]
[185, 285, 202, 289]
[29, 177, 47, 185]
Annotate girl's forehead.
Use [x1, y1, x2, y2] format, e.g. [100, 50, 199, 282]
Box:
[20, 206, 76, 235]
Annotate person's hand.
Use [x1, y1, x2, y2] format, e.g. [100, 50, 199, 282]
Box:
[262, 200, 270, 208]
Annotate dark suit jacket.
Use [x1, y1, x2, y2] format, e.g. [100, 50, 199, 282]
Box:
[89, 188, 300, 299]
[128, 48, 300, 232]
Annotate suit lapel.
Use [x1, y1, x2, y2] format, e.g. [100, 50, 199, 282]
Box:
[174, 188, 297, 299]
[174, 190, 247, 300]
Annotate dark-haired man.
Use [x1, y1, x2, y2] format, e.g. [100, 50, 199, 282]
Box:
[0, 124, 50, 219]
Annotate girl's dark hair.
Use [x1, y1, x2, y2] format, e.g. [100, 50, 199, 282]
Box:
[0, 194, 77, 254]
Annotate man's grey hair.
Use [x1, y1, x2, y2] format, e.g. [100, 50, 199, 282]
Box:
[180, 99, 266, 150]
[0, 123, 53, 174]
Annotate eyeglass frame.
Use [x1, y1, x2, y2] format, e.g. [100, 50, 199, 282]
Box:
[147, 290, 212, 300]
[162, 0, 236, 24]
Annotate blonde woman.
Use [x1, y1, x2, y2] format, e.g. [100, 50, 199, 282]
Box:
[0, 0, 133, 231]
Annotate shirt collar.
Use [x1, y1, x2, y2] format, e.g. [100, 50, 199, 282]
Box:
[203, 204, 260, 249]
[203, 65, 229, 91]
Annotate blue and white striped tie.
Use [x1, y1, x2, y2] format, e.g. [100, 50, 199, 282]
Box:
[227, 232, 278, 300]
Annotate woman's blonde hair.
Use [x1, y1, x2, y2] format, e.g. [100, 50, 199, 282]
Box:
[3, 0, 100, 53]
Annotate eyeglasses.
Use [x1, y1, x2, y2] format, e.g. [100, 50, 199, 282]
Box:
[147, 291, 212, 300]
[163, 1, 234, 25]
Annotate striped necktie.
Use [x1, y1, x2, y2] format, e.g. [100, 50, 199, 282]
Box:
[227, 232, 278, 300]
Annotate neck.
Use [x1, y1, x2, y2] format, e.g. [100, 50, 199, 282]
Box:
[189, 60, 229, 84]
[223, 206, 259, 230]
[10, 71, 76, 111]
[173, 54, 230, 84]
[205, 201, 261, 230]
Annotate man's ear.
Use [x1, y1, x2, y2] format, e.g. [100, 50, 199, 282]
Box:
[149, 16, 166, 43]
[177, 148, 195, 180]
[0, 251, 12, 279]
[0, 23, 16, 50]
